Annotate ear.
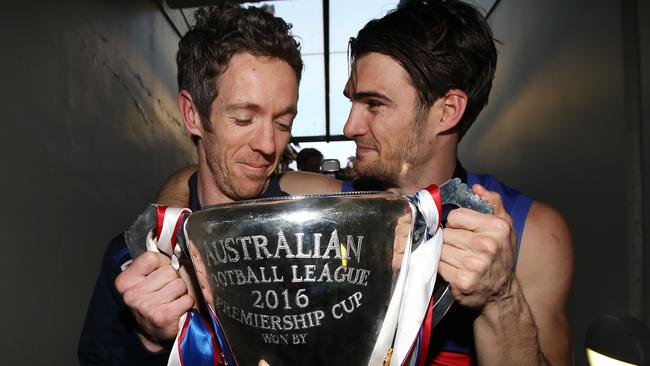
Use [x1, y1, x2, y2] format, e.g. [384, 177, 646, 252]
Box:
[178, 90, 204, 139]
[435, 89, 467, 134]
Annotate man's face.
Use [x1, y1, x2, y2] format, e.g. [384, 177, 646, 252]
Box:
[201, 52, 298, 202]
[343, 52, 431, 186]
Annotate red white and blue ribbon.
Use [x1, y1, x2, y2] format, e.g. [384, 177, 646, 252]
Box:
[146, 206, 192, 270]
[168, 304, 239, 366]
[139, 205, 233, 366]
[370, 185, 444, 366]
[168, 309, 221, 366]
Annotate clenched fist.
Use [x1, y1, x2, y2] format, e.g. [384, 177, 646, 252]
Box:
[439, 184, 517, 310]
[115, 251, 194, 351]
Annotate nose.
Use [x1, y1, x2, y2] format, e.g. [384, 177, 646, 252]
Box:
[249, 119, 276, 157]
[343, 104, 368, 138]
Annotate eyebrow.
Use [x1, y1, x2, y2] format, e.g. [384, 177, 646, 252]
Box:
[225, 103, 297, 117]
[344, 90, 393, 104]
[224, 103, 262, 113]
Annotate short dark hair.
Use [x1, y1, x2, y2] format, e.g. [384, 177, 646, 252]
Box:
[349, 0, 497, 137]
[296, 148, 323, 171]
[177, 4, 303, 131]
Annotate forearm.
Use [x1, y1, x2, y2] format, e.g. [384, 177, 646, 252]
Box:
[473, 279, 547, 366]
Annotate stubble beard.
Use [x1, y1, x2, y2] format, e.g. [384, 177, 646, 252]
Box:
[203, 133, 266, 202]
[353, 113, 426, 189]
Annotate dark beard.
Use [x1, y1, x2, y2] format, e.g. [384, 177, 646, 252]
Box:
[351, 110, 426, 190]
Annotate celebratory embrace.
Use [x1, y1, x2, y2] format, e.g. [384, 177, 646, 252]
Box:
[79, 1, 572, 365]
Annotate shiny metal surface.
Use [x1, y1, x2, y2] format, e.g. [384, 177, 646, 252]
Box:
[184, 179, 493, 365]
[186, 192, 415, 365]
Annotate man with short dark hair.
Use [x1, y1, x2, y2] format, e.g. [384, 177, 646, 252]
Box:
[296, 147, 324, 173]
[343, 1, 572, 364]
[78, 5, 309, 364]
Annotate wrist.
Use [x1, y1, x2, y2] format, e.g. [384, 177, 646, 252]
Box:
[481, 278, 527, 319]
[137, 331, 173, 353]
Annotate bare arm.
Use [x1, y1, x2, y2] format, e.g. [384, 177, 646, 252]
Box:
[156, 167, 343, 207]
[279, 171, 342, 194]
[514, 202, 573, 364]
[441, 186, 573, 365]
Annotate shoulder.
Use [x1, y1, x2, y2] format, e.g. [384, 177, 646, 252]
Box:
[517, 201, 573, 301]
[156, 165, 197, 206]
[279, 171, 343, 195]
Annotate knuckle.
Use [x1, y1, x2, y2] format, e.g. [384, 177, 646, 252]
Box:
[114, 273, 129, 293]
[491, 217, 511, 234]
[445, 209, 464, 225]
[478, 236, 498, 256]
[455, 271, 474, 294]
[162, 265, 180, 279]
[179, 294, 195, 310]
[171, 278, 188, 294]
[466, 256, 488, 275]
[122, 288, 140, 307]
[140, 251, 158, 265]
[153, 266, 175, 283]
[150, 308, 169, 327]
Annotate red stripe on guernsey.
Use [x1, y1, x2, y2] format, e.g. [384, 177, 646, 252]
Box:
[156, 205, 167, 240]
[416, 296, 436, 366]
[425, 184, 442, 222]
[428, 351, 473, 366]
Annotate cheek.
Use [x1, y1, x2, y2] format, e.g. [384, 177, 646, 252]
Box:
[205, 134, 237, 171]
[275, 132, 290, 153]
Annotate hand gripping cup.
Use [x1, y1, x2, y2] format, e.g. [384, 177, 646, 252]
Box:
[124, 179, 492, 366]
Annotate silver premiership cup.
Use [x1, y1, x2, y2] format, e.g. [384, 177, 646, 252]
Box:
[184, 191, 444, 366]
[122, 179, 491, 365]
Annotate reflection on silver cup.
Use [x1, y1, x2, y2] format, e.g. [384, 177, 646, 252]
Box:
[186, 192, 426, 365]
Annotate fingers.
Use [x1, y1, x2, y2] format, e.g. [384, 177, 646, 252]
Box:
[437, 186, 518, 309]
[392, 213, 412, 272]
[445, 185, 513, 240]
[161, 293, 195, 322]
[440, 235, 492, 272]
[137, 265, 181, 294]
[443, 227, 499, 255]
[131, 252, 173, 276]
[438, 261, 471, 296]
[116, 252, 172, 293]
[114, 248, 193, 347]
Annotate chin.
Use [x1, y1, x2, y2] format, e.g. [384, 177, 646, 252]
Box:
[357, 163, 399, 184]
[233, 182, 267, 200]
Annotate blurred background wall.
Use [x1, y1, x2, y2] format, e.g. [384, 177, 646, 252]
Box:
[0, 0, 195, 364]
[461, 0, 650, 364]
[0, 0, 647, 365]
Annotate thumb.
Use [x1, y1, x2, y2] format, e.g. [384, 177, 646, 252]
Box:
[471, 184, 511, 225]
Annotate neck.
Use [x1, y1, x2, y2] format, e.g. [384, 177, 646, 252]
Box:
[196, 145, 234, 207]
[394, 136, 458, 195]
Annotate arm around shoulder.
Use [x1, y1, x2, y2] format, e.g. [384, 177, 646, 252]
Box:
[279, 171, 343, 195]
[156, 165, 197, 207]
